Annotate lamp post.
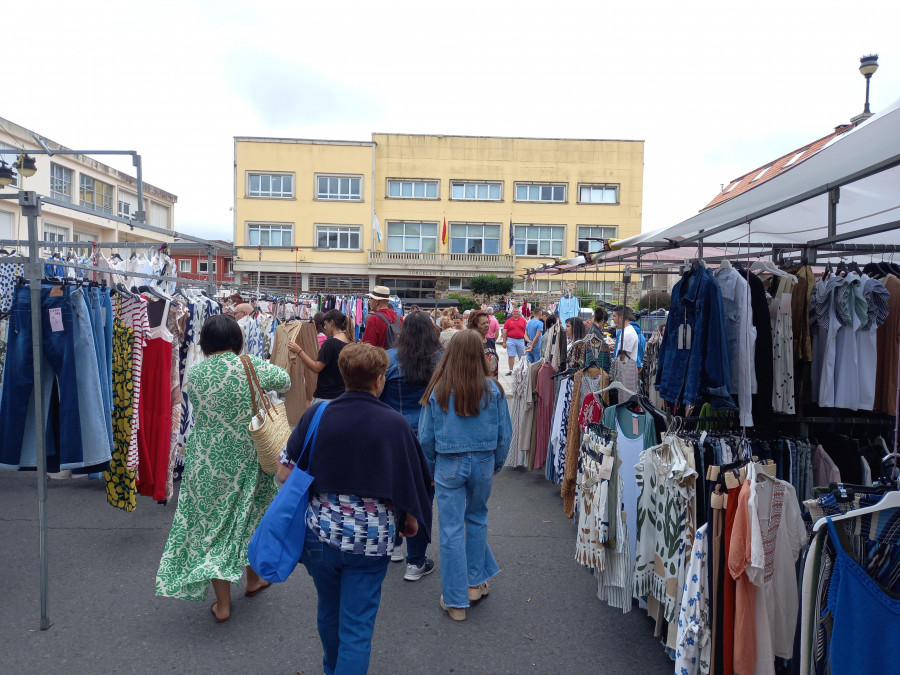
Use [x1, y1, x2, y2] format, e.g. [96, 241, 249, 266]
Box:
[853, 54, 879, 123]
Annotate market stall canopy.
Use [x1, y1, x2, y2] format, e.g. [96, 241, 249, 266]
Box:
[616, 97, 900, 251]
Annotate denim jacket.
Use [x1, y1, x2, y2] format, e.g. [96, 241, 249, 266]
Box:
[379, 348, 442, 434]
[656, 265, 734, 410]
[417, 379, 512, 475]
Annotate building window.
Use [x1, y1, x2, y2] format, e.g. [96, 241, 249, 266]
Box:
[316, 225, 361, 251]
[49, 163, 73, 202]
[750, 166, 771, 183]
[578, 184, 619, 204]
[198, 260, 218, 274]
[450, 223, 501, 255]
[118, 190, 138, 218]
[79, 175, 114, 214]
[514, 279, 563, 293]
[514, 182, 566, 203]
[387, 221, 438, 253]
[316, 174, 362, 201]
[514, 225, 564, 256]
[72, 231, 94, 256]
[226, 260, 234, 276]
[308, 274, 368, 292]
[387, 179, 439, 199]
[448, 277, 471, 291]
[578, 280, 615, 301]
[248, 172, 294, 198]
[248, 223, 293, 246]
[179, 259, 192, 274]
[0, 145, 20, 189]
[42, 223, 69, 255]
[450, 181, 502, 201]
[577, 225, 618, 253]
[380, 277, 436, 300]
[149, 202, 170, 229]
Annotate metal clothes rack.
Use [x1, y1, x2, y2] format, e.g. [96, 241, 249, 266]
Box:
[0, 189, 230, 630]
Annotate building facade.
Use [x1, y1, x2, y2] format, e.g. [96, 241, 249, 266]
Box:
[0, 117, 175, 255]
[233, 134, 643, 304]
[171, 239, 235, 284]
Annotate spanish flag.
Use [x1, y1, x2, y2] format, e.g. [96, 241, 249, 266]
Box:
[441, 216, 447, 245]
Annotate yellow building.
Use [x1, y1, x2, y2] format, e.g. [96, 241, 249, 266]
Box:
[233, 133, 643, 304]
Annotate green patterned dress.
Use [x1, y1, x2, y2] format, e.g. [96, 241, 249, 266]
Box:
[155, 352, 291, 601]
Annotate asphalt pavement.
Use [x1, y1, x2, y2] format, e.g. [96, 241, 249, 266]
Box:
[0, 347, 673, 674]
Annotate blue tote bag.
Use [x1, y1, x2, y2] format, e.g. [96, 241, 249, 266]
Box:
[248, 401, 328, 583]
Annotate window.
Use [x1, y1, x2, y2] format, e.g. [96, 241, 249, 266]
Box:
[784, 151, 805, 167]
[179, 259, 192, 274]
[226, 260, 234, 276]
[198, 260, 217, 274]
[248, 172, 294, 198]
[248, 223, 293, 246]
[387, 179, 438, 200]
[380, 277, 436, 300]
[450, 223, 501, 255]
[42, 223, 69, 254]
[641, 273, 669, 291]
[750, 166, 771, 183]
[72, 231, 93, 256]
[49, 163, 73, 202]
[0, 210, 12, 240]
[316, 174, 362, 201]
[79, 175, 114, 214]
[724, 179, 742, 193]
[0, 145, 20, 189]
[578, 280, 615, 301]
[387, 221, 438, 253]
[316, 225, 361, 250]
[577, 225, 618, 253]
[309, 274, 368, 292]
[514, 182, 566, 203]
[578, 184, 618, 204]
[450, 181, 502, 201]
[149, 202, 170, 229]
[513, 279, 563, 293]
[448, 277, 471, 291]
[514, 225, 564, 256]
[118, 190, 138, 218]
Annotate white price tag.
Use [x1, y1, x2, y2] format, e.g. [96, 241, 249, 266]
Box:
[49, 308, 64, 332]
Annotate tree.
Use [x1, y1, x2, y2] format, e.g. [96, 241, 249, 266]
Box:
[447, 293, 480, 311]
[470, 274, 515, 300]
[639, 290, 671, 311]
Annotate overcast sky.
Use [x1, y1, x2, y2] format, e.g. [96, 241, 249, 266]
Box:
[5, 0, 899, 242]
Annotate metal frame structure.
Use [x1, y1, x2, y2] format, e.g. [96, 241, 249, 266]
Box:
[0, 182, 231, 630]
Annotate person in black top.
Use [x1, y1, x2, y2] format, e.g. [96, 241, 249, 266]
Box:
[290, 309, 353, 403]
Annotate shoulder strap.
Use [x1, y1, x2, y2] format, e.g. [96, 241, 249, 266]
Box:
[240, 355, 260, 416]
[299, 401, 329, 467]
[371, 311, 395, 326]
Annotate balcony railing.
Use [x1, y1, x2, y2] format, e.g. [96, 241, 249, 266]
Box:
[368, 250, 515, 271]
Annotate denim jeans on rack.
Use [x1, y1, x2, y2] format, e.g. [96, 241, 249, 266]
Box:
[0, 284, 84, 470]
[88, 286, 114, 454]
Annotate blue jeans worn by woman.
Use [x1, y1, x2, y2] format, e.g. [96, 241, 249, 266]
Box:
[434, 450, 501, 608]
[302, 526, 390, 675]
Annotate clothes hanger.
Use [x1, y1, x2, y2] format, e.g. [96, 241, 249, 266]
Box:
[812, 490, 900, 532]
[599, 381, 636, 397]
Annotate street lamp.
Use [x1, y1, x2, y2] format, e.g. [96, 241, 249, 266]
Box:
[0, 159, 15, 186]
[15, 153, 37, 177]
[859, 54, 879, 116]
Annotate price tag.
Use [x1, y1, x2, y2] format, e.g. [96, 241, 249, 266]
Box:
[632, 414, 640, 436]
[49, 308, 64, 332]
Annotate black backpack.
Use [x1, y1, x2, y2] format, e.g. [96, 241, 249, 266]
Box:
[371, 311, 401, 349]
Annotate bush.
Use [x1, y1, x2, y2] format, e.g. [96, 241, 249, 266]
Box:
[470, 274, 515, 298]
[447, 293, 480, 312]
[639, 290, 671, 311]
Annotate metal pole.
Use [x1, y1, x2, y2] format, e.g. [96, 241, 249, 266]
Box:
[206, 246, 216, 297]
[827, 187, 840, 238]
[132, 153, 146, 225]
[20, 191, 51, 630]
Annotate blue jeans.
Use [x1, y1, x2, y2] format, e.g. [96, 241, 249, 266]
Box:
[302, 526, 390, 675]
[526, 347, 541, 363]
[0, 285, 83, 470]
[88, 287, 114, 454]
[434, 451, 500, 608]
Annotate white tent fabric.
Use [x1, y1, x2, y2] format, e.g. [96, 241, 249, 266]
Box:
[617, 98, 900, 250]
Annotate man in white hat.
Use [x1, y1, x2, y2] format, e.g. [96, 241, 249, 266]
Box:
[362, 285, 402, 348]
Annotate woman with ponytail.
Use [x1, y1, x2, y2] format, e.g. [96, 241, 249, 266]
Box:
[289, 309, 353, 404]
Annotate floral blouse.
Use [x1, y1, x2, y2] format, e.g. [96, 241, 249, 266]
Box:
[675, 524, 710, 675]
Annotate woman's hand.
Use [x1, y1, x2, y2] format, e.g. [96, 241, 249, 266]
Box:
[288, 340, 302, 355]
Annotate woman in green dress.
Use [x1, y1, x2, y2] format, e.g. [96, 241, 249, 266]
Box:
[156, 314, 291, 622]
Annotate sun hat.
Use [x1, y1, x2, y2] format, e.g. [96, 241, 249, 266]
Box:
[367, 285, 391, 300]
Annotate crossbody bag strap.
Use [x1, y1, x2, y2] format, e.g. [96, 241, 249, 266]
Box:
[298, 401, 329, 468]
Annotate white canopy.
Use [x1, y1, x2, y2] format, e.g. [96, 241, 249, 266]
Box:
[617, 98, 900, 252]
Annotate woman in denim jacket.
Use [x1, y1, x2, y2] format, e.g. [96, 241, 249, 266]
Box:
[418, 330, 512, 621]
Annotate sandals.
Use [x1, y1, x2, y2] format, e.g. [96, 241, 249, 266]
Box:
[244, 581, 272, 597]
[210, 602, 230, 623]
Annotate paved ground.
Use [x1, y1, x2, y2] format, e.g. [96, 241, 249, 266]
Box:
[0, 465, 673, 674]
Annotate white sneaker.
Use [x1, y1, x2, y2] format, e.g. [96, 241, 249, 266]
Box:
[391, 549, 405, 562]
[404, 558, 435, 581]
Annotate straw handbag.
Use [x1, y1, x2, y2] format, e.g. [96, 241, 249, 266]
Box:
[240, 355, 291, 475]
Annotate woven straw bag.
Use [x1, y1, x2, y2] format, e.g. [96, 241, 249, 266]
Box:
[240, 354, 291, 475]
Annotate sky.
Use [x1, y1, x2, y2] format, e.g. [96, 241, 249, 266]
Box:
[4, 0, 900, 242]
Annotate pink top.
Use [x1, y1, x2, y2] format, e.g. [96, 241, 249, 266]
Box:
[317, 333, 327, 348]
[486, 315, 500, 339]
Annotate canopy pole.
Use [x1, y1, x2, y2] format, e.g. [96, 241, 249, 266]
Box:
[827, 187, 841, 238]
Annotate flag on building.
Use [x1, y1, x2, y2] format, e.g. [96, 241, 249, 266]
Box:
[372, 212, 383, 244]
[441, 216, 447, 245]
[509, 217, 514, 251]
